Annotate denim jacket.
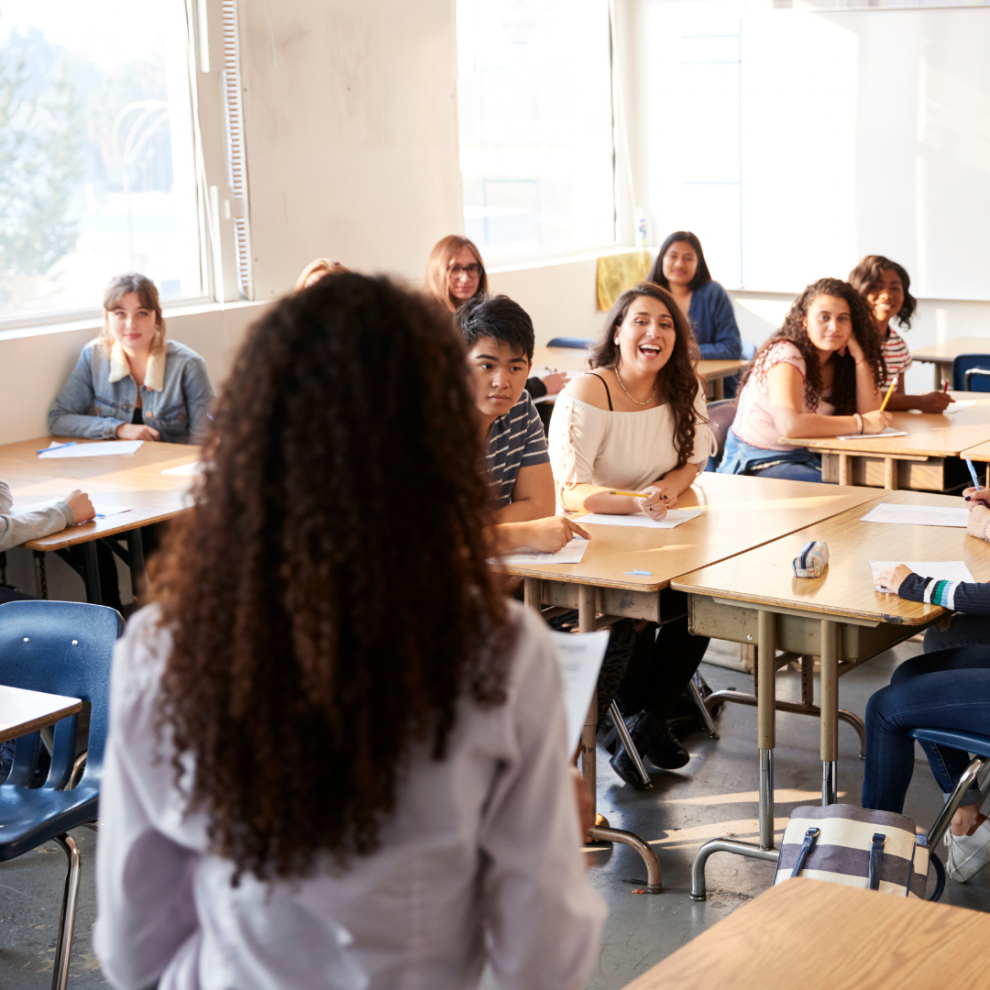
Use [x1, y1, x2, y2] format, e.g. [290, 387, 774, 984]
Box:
[49, 339, 214, 445]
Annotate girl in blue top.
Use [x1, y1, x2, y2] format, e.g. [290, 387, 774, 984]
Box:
[648, 231, 743, 365]
[49, 273, 214, 445]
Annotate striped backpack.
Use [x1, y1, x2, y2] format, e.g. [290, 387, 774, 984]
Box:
[773, 805, 945, 900]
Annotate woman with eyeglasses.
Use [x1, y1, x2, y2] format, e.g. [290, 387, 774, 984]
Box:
[426, 236, 565, 401]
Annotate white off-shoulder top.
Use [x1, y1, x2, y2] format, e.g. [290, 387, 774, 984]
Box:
[548, 382, 715, 504]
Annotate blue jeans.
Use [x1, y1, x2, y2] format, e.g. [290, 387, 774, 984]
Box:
[924, 614, 990, 653]
[862, 647, 990, 813]
[755, 460, 823, 483]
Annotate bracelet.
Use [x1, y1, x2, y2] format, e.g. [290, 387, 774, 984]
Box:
[854, 413, 864, 434]
[981, 515, 990, 543]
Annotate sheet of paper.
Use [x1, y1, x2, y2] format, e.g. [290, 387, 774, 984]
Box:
[90, 504, 132, 520]
[860, 502, 969, 528]
[835, 427, 908, 441]
[495, 537, 590, 566]
[551, 630, 610, 752]
[575, 507, 703, 529]
[944, 400, 977, 414]
[871, 560, 976, 594]
[161, 461, 204, 477]
[39, 440, 144, 459]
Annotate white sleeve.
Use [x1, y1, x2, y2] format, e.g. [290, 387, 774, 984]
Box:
[547, 395, 607, 504]
[93, 613, 200, 990]
[479, 609, 606, 990]
[688, 385, 718, 464]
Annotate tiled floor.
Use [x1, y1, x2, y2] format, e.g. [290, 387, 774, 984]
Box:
[2, 641, 987, 989]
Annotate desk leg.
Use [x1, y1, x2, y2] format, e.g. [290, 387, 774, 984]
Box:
[713, 378, 724, 401]
[883, 457, 898, 491]
[81, 542, 103, 606]
[127, 530, 146, 605]
[820, 620, 838, 806]
[837, 453, 849, 487]
[690, 609, 780, 900]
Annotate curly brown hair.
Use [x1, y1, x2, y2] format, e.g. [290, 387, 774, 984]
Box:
[589, 282, 704, 469]
[739, 278, 886, 414]
[149, 273, 512, 883]
[847, 255, 917, 330]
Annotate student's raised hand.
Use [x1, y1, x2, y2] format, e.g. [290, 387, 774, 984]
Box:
[967, 504, 990, 542]
[917, 391, 955, 414]
[62, 489, 95, 524]
[524, 516, 591, 553]
[116, 423, 160, 441]
[641, 487, 669, 520]
[875, 564, 913, 595]
[860, 409, 893, 434]
[963, 486, 990, 510]
[843, 332, 866, 363]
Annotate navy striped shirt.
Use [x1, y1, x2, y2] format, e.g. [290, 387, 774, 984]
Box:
[485, 391, 550, 508]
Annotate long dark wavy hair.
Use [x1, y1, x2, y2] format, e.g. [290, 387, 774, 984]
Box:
[589, 282, 704, 469]
[847, 255, 917, 330]
[647, 231, 712, 291]
[150, 274, 512, 882]
[739, 278, 886, 414]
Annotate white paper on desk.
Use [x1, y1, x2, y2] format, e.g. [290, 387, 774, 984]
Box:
[495, 537, 590, 566]
[39, 440, 144, 458]
[861, 502, 969, 528]
[944, 400, 977, 414]
[871, 560, 975, 594]
[551, 630, 610, 752]
[161, 461, 204, 477]
[576, 507, 703, 529]
[90, 504, 132, 520]
[834, 427, 908, 441]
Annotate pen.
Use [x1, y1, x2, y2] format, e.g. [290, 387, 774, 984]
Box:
[879, 379, 897, 413]
[37, 441, 76, 455]
[965, 456, 982, 491]
[943, 381, 950, 394]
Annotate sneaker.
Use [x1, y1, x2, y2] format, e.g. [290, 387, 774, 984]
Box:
[945, 816, 990, 883]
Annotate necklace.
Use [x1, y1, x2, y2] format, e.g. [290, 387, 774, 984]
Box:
[613, 364, 657, 406]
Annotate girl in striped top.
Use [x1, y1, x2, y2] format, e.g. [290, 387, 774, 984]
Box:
[848, 255, 953, 413]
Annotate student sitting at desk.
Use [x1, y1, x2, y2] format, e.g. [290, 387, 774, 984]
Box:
[718, 277, 890, 482]
[868, 512, 990, 883]
[548, 282, 714, 783]
[848, 254, 952, 414]
[94, 273, 605, 990]
[49, 273, 214, 445]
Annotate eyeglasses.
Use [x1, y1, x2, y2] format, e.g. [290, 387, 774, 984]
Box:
[450, 264, 482, 279]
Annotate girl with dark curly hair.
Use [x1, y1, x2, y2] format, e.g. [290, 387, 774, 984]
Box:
[546, 282, 714, 787]
[718, 277, 891, 481]
[94, 274, 605, 990]
[848, 255, 953, 414]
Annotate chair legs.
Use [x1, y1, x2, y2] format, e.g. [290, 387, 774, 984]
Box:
[607, 701, 652, 788]
[689, 674, 720, 739]
[50, 834, 81, 990]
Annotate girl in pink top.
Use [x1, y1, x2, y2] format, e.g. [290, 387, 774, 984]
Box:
[719, 277, 891, 482]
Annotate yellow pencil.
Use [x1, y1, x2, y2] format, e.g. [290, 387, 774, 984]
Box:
[608, 490, 648, 498]
[879, 379, 897, 412]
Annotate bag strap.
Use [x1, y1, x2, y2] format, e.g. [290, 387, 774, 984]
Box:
[790, 827, 820, 878]
[868, 833, 886, 890]
[928, 850, 946, 902]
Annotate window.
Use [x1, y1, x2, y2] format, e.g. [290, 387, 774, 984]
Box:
[0, 0, 207, 325]
[456, 0, 616, 263]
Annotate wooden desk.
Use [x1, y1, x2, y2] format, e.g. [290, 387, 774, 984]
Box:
[498, 473, 879, 892]
[780, 392, 990, 491]
[0, 684, 82, 745]
[959, 437, 990, 487]
[912, 337, 990, 389]
[623, 878, 990, 990]
[0, 437, 200, 603]
[532, 347, 747, 400]
[671, 488, 990, 899]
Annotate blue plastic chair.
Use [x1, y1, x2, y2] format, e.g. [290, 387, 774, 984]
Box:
[0, 600, 123, 990]
[741, 340, 757, 361]
[951, 355, 990, 392]
[546, 336, 592, 349]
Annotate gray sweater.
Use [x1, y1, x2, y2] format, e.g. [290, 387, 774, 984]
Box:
[0, 480, 75, 553]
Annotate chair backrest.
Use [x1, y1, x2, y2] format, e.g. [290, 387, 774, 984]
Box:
[706, 399, 738, 464]
[952, 355, 990, 392]
[741, 340, 757, 361]
[0, 601, 123, 789]
[546, 337, 592, 349]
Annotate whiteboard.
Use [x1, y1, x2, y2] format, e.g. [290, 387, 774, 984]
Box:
[640, 4, 990, 300]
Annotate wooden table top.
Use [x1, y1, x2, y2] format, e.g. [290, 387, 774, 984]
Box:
[960, 437, 990, 463]
[532, 346, 746, 383]
[781, 392, 990, 458]
[622, 878, 990, 990]
[912, 337, 990, 363]
[0, 684, 82, 745]
[671, 488, 990, 625]
[0, 436, 200, 549]
[495, 473, 879, 593]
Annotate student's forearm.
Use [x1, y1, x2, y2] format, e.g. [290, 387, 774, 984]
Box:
[491, 497, 554, 525]
[884, 393, 918, 411]
[855, 364, 882, 413]
[773, 410, 860, 439]
[559, 483, 639, 515]
[485, 521, 532, 555]
[650, 460, 700, 495]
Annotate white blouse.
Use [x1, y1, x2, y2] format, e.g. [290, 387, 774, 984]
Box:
[548, 383, 715, 503]
[94, 603, 605, 990]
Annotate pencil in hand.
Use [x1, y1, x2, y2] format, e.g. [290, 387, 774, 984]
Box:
[879, 379, 897, 413]
[608, 490, 648, 498]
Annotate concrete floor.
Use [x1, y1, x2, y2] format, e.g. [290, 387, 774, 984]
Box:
[1, 640, 988, 989]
